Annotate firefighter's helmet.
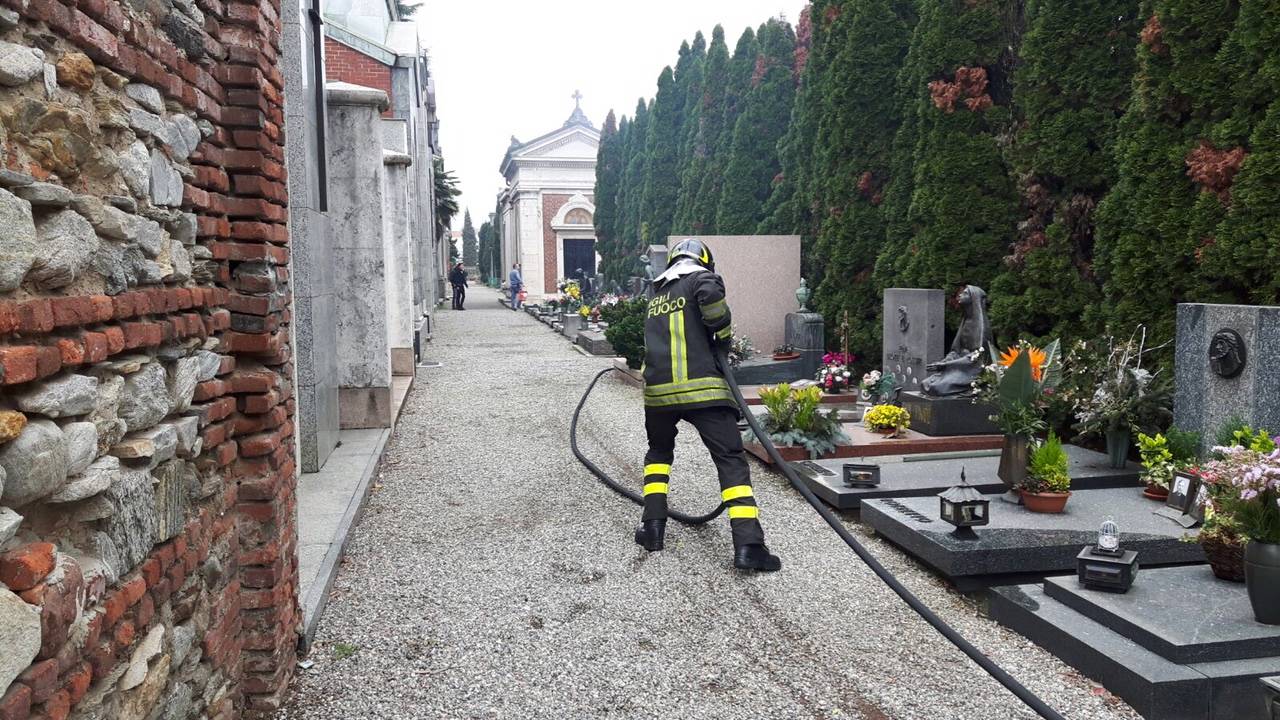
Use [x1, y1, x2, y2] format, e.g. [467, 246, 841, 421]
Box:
[667, 238, 715, 272]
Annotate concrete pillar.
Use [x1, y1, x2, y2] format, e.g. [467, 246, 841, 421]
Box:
[382, 149, 415, 375]
[284, 0, 339, 472]
[326, 82, 393, 429]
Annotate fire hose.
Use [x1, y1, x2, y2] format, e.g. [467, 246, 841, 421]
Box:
[569, 352, 1068, 720]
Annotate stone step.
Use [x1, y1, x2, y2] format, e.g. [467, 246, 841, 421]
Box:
[1042, 567, 1280, 664]
[990, 583, 1280, 720]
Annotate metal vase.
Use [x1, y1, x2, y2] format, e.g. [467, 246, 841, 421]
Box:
[1245, 541, 1280, 625]
[1105, 428, 1131, 469]
[997, 434, 1030, 491]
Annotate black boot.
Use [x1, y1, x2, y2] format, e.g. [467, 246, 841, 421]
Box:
[634, 519, 666, 551]
[734, 544, 781, 572]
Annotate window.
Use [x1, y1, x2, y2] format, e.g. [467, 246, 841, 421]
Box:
[564, 208, 591, 225]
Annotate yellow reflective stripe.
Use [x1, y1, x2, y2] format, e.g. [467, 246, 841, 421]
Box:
[721, 485, 754, 502]
[643, 463, 671, 476]
[669, 311, 687, 382]
[728, 506, 760, 519]
[714, 326, 732, 340]
[700, 299, 727, 321]
[644, 377, 730, 397]
[643, 482, 669, 495]
[643, 388, 735, 407]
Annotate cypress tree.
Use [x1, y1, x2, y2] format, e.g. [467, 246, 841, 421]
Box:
[670, 32, 707, 235]
[641, 65, 683, 246]
[593, 110, 624, 283]
[1094, 0, 1240, 346]
[756, 4, 818, 239]
[716, 18, 796, 234]
[461, 209, 477, 268]
[477, 220, 494, 282]
[803, 0, 913, 362]
[619, 99, 650, 259]
[673, 26, 737, 235]
[988, 0, 1141, 343]
[876, 0, 1019, 295]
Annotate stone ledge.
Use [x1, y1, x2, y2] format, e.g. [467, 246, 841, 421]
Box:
[325, 81, 390, 111]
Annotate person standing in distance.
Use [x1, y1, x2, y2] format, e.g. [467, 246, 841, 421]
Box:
[509, 263, 523, 310]
[634, 238, 781, 572]
[449, 262, 467, 311]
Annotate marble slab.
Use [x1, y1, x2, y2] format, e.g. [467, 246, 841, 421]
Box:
[1043, 566, 1280, 664]
[794, 444, 1140, 510]
[861, 487, 1205, 582]
[991, 582, 1280, 720]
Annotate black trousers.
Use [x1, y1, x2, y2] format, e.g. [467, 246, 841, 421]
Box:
[451, 284, 466, 309]
[642, 405, 765, 548]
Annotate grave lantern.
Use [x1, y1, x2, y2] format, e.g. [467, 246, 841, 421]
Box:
[938, 468, 989, 540]
[1077, 517, 1140, 592]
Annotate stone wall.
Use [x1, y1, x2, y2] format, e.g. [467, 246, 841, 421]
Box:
[541, 193, 569, 293]
[0, 0, 299, 716]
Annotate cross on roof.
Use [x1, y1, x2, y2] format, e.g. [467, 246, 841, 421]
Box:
[572, 89, 583, 108]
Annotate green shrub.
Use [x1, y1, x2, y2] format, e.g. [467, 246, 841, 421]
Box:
[603, 298, 648, 370]
[1026, 431, 1071, 493]
[1164, 427, 1203, 465]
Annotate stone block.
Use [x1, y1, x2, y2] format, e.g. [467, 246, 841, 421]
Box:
[0, 507, 20, 546]
[0, 410, 28, 443]
[575, 330, 614, 356]
[168, 417, 200, 458]
[31, 209, 99, 290]
[0, 419, 68, 507]
[47, 455, 118, 503]
[166, 356, 201, 412]
[882, 288, 945, 393]
[114, 424, 177, 466]
[14, 181, 73, 207]
[120, 140, 151, 200]
[118, 362, 172, 432]
[0, 187, 36, 292]
[62, 421, 98, 476]
[0, 40, 43, 86]
[0, 586, 41, 691]
[151, 461, 185, 542]
[338, 386, 391, 429]
[900, 391, 999, 436]
[100, 467, 156, 576]
[1174, 303, 1280, 451]
[13, 373, 99, 418]
[149, 148, 183, 207]
[193, 350, 221, 382]
[124, 83, 164, 113]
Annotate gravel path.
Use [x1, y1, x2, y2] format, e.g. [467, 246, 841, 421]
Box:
[279, 287, 1141, 720]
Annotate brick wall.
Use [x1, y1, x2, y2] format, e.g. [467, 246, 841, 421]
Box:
[541, 194, 570, 293]
[323, 38, 393, 118]
[0, 0, 298, 716]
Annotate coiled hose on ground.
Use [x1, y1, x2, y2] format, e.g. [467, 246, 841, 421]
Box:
[569, 355, 1068, 720]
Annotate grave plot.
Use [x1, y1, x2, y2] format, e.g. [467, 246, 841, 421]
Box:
[792, 444, 1139, 510]
[990, 567, 1280, 720]
[861, 487, 1205, 588]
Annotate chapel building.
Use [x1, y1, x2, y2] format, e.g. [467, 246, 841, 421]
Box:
[498, 96, 600, 298]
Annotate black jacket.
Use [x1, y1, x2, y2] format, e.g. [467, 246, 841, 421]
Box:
[642, 266, 735, 410]
[449, 267, 467, 287]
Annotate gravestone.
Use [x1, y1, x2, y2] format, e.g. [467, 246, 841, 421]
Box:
[647, 244, 667, 279]
[785, 311, 824, 379]
[1174, 303, 1280, 449]
[882, 289, 944, 392]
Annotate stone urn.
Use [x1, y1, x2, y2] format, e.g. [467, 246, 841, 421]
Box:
[997, 434, 1030, 491]
[1245, 541, 1280, 625]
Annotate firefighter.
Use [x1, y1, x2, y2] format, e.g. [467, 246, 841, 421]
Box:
[634, 238, 782, 572]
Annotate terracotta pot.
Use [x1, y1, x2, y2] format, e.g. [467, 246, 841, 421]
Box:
[874, 428, 901, 438]
[1200, 533, 1246, 582]
[772, 352, 800, 361]
[998, 435, 1030, 491]
[1245, 541, 1280, 625]
[1023, 491, 1071, 514]
[1142, 482, 1170, 501]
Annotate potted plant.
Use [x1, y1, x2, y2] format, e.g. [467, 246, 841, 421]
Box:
[1136, 432, 1176, 500]
[974, 340, 1057, 493]
[748, 383, 851, 459]
[772, 344, 800, 361]
[728, 329, 754, 369]
[858, 370, 898, 404]
[1198, 432, 1280, 624]
[1072, 327, 1172, 469]
[864, 404, 910, 438]
[817, 352, 853, 394]
[1022, 431, 1072, 513]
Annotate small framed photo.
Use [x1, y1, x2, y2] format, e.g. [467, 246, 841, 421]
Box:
[1187, 482, 1210, 524]
[1166, 471, 1199, 513]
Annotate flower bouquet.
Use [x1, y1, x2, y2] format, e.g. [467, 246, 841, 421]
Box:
[1071, 328, 1172, 468]
[858, 370, 898, 404]
[817, 352, 854, 394]
[973, 339, 1060, 492]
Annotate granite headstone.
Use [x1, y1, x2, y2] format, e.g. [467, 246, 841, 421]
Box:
[785, 312, 824, 379]
[1174, 303, 1280, 450]
[882, 289, 945, 392]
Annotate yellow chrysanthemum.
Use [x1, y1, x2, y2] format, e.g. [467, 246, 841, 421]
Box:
[998, 345, 1048, 382]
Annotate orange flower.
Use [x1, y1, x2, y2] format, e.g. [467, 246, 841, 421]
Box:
[999, 345, 1048, 382]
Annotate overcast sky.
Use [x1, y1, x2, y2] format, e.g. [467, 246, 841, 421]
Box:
[416, 1, 808, 231]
